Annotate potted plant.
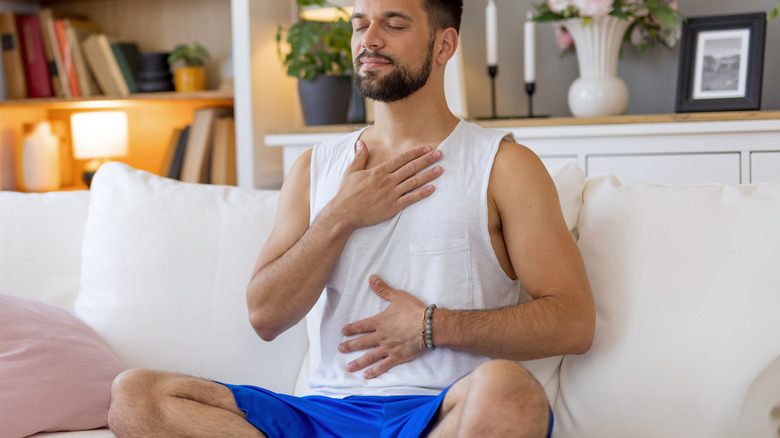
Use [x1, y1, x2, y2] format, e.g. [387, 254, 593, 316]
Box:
[168, 43, 211, 93]
[277, 0, 354, 125]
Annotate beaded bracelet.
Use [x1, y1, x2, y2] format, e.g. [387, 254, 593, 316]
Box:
[422, 304, 436, 351]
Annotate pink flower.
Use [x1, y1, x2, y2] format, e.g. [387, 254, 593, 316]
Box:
[555, 25, 574, 49]
[548, 0, 573, 13]
[572, 0, 614, 17]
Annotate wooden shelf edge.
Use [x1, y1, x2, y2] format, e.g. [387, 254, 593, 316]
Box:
[0, 90, 234, 108]
[473, 110, 780, 129]
[265, 110, 780, 136]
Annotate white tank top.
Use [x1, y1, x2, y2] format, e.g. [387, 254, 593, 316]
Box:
[305, 120, 527, 397]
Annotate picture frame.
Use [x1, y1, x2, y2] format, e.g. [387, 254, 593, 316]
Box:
[675, 13, 766, 113]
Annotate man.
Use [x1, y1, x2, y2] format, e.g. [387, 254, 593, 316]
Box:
[108, 0, 595, 436]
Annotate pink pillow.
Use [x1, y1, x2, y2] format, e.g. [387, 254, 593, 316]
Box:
[0, 293, 125, 438]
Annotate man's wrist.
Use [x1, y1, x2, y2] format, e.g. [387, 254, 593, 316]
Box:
[430, 307, 455, 349]
[318, 202, 358, 237]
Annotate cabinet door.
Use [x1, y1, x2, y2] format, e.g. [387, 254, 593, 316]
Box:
[540, 155, 578, 171]
[751, 152, 780, 183]
[586, 153, 741, 184]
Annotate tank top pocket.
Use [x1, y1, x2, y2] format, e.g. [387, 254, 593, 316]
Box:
[409, 238, 473, 310]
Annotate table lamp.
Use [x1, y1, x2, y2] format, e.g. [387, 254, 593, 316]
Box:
[71, 111, 128, 187]
[299, 0, 352, 21]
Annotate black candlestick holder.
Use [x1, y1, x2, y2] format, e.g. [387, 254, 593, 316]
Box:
[513, 81, 550, 119]
[525, 82, 536, 118]
[488, 65, 498, 119]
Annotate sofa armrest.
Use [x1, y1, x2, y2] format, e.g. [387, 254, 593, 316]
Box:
[738, 354, 780, 438]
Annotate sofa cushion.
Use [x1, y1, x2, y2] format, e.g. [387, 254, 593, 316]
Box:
[737, 354, 780, 438]
[74, 163, 307, 394]
[554, 175, 780, 437]
[547, 163, 583, 234]
[0, 293, 125, 438]
[0, 191, 89, 312]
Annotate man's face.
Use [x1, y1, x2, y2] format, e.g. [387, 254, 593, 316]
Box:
[351, 0, 437, 103]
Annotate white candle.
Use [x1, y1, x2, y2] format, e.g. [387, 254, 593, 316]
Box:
[486, 0, 498, 66]
[524, 12, 536, 83]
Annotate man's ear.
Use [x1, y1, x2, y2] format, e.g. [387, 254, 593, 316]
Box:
[436, 28, 459, 65]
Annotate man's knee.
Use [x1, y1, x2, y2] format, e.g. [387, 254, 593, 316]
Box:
[108, 369, 163, 432]
[469, 360, 549, 434]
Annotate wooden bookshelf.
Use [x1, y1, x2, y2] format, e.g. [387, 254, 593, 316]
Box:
[0, 0, 234, 191]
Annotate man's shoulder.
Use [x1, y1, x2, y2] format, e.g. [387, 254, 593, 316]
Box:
[313, 127, 369, 153]
[454, 120, 516, 146]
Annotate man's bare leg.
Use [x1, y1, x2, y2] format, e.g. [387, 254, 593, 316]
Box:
[429, 360, 550, 438]
[108, 369, 266, 438]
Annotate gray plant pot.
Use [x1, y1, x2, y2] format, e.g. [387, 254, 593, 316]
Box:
[298, 75, 352, 126]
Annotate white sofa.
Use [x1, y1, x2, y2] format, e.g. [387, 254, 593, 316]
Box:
[1, 162, 779, 438]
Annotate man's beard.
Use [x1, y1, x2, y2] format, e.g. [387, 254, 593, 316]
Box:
[354, 34, 435, 103]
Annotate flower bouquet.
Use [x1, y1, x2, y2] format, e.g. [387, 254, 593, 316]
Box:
[531, 0, 683, 54]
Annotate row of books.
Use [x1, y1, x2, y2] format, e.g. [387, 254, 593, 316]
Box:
[0, 8, 139, 101]
[162, 107, 237, 186]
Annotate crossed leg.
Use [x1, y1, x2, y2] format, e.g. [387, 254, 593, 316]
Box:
[429, 359, 551, 438]
[109, 360, 548, 438]
[108, 369, 266, 438]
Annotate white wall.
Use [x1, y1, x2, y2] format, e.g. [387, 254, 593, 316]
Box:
[243, 0, 300, 189]
[461, 0, 780, 118]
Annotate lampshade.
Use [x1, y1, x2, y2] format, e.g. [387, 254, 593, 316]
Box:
[300, 0, 353, 21]
[71, 111, 129, 160]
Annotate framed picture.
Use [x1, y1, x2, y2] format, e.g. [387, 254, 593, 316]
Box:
[675, 13, 766, 113]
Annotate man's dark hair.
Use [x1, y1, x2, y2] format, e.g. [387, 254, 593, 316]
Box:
[422, 0, 463, 34]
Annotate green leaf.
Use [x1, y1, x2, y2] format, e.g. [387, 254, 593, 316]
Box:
[650, 8, 677, 29]
[768, 7, 779, 21]
[611, 9, 629, 20]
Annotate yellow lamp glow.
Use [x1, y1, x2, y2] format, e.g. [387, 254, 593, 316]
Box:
[300, 0, 353, 21]
[71, 111, 129, 186]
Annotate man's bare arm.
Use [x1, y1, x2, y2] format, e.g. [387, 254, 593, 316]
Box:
[246, 142, 443, 341]
[430, 142, 595, 358]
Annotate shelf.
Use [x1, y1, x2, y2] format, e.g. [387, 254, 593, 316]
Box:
[0, 91, 234, 108]
[265, 110, 780, 136]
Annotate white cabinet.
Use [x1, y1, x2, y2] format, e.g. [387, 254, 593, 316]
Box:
[265, 112, 780, 185]
[751, 152, 780, 183]
[586, 153, 741, 184]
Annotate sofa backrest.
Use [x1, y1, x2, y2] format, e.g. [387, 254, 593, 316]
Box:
[74, 163, 308, 394]
[555, 175, 780, 437]
[0, 190, 90, 312]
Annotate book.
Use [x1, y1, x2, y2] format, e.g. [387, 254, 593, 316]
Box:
[16, 15, 53, 98]
[63, 18, 100, 96]
[160, 127, 182, 177]
[93, 33, 129, 96]
[40, 10, 70, 98]
[0, 45, 6, 100]
[209, 116, 236, 186]
[167, 125, 190, 180]
[180, 107, 232, 183]
[54, 19, 80, 97]
[37, 8, 64, 97]
[110, 42, 138, 94]
[0, 10, 28, 99]
[81, 33, 117, 95]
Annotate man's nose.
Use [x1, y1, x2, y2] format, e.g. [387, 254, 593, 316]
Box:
[360, 23, 385, 50]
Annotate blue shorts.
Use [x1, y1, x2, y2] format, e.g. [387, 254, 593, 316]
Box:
[220, 382, 554, 438]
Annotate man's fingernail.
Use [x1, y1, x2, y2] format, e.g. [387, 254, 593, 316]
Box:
[370, 275, 379, 286]
[432, 150, 442, 159]
[422, 146, 432, 153]
[356, 141, 363, 152]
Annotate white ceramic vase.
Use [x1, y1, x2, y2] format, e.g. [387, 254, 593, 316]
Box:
[565, 16, 632, 117]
